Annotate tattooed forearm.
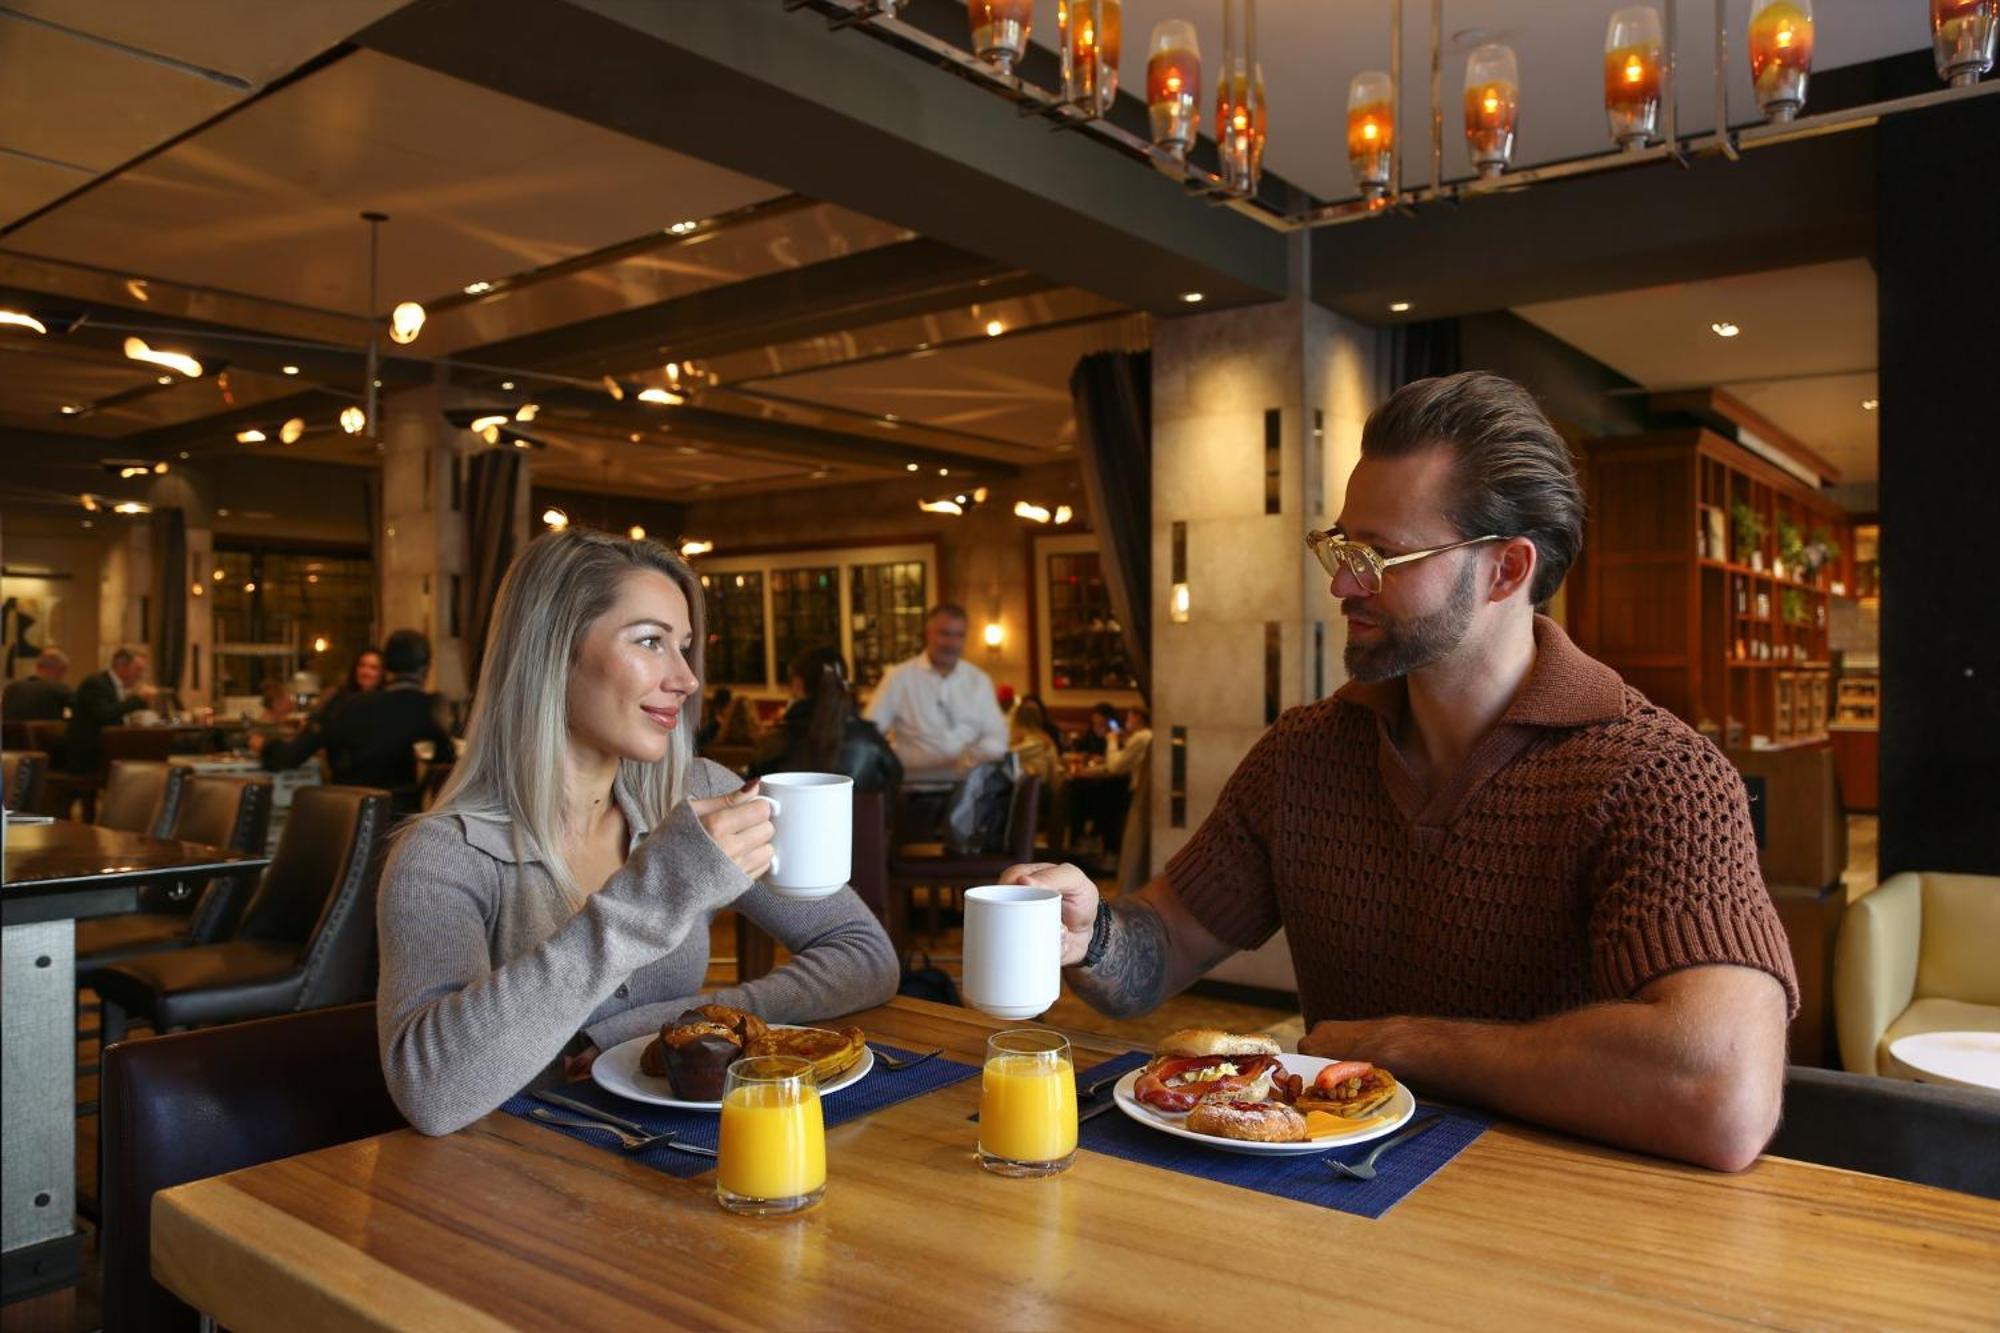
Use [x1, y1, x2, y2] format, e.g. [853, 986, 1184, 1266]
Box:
[1065, 897, 1170, 1019]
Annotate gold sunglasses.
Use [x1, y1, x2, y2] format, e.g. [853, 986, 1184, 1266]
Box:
[1304, 527, 1505, 595]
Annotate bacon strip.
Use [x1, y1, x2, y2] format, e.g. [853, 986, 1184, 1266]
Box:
[1134, 1054, 1280, 1113]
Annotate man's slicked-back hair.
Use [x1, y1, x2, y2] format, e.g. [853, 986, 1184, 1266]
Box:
[1360, 371, 1585, 608]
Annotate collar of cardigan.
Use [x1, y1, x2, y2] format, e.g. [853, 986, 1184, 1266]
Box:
[453, 778, 651, 864]
[1335, 613, 1626, 731]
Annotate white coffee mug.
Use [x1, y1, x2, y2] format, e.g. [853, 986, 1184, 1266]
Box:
[961, 884, 1062, 1020]
[752, 772, 852, 900]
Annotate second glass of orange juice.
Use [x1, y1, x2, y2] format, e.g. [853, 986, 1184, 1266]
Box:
[717, 1055, 825, 1216]
[979, 1030, 1078, 1177]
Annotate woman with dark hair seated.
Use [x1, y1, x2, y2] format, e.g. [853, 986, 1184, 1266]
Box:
[748, 645, 902, 794]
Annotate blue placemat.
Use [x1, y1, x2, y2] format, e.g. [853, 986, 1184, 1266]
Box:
[502, 1043, 980, 1180]
[1072, 1051, 1490, 1220]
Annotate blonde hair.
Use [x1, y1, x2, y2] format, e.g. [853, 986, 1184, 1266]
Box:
[421, 528, 706, 904]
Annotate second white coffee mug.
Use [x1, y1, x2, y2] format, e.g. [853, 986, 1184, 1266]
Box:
[753, 772, 852, 900]
[961, 884, 1062, 1020]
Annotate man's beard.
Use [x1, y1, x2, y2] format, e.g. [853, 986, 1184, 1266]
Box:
[1342, 558, 1479, 683]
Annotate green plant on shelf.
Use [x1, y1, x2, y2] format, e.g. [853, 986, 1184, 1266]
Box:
[1776, 517, 1805, 572]
[1803, 526, 1838, 582]
[1782, 588, 1808, 626]
[1730, 501, 1767, 564]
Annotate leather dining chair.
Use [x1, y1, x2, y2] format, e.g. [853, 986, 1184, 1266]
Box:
[84, 784, 392, 1042]
[24, 719, 93, 817]
[75, 776, 274, 969]
[99, 1003, 406, 1332]
[1767, 1065, 2000, 1200]
[95, 759, 188, 838]
[3, 748, 48, 812]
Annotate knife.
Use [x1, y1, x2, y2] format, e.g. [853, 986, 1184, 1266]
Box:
[532, 1089, 655, 1137]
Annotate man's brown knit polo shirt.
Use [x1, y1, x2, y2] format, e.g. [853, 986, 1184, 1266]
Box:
[1167, 616, 1799, 1026]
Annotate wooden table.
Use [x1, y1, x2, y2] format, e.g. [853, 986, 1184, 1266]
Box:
[3, 822, 267, 1300]
[152, 999, 2000, 1330]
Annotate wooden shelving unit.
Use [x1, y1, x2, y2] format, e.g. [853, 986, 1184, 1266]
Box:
[1576, 428, 1850, 750]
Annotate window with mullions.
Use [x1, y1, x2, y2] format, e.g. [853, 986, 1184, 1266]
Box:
[848, 560, 928, 687]
[700, 570, 767, 686]
[1046, 549, 1139, 693]
[770, 566, 840, 678]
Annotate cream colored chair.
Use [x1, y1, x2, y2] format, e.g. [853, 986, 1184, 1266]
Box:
[1835, 872, 2000, 1078]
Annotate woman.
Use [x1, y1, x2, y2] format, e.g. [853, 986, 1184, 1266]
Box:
[313, 648, 383, 716]
[376, 529, 898, 1135]
[747, 645, 901, 793]
[1007, 697, 1062, 795]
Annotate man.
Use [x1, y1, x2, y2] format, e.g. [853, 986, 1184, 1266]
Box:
[63, 647, 153, 774]
[261, 628, 455, 816]
[865, 603, 1008, 784]
[1076, 702, 1119, 758]
[1005, 372, 1795, 1172]
[3, 648, 73, 722]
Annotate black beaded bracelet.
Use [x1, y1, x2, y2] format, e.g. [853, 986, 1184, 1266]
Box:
[1081, 901, 1114, 969]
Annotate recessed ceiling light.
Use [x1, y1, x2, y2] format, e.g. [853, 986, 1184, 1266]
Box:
[906, 463, 920, 472]
[1861, 397, 1879, 411]
[281, 365, 299, 375]
[500, 380, 515, 390]
[1388, 301, 1413, 313]
[157, 375, 173, 386]
[1180, 292, 1205, 304]
[0, 308, 49, 334]
[59, 404, 81, 415]
[985, 319, 1005, 337]
[463, 280, 494, 295]
[1710, 321, 1740, 338]
[667, 220, 699, 235]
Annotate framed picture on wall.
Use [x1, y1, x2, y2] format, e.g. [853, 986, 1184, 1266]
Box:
[1032, 532, 1142, 710]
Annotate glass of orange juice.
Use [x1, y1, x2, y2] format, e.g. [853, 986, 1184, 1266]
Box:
[978, 1030, 1078, 1177]
[716, 1055, 825, 1216]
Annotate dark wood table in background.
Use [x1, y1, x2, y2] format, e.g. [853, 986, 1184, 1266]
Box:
[2, 820, 268, 1302]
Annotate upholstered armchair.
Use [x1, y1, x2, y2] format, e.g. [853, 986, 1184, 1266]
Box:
[1834, 872, 2000, 1078]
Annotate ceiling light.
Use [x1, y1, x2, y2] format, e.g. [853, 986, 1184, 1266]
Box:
[628, 525, 647, 541]
[154, 462, 168, 474]
[125, 280, 150, 302]
[60, 404, 85, 415]
[1710, 320, 1740, 338]
[114, 501, 152, 515]
[481, 426, 501, 445]
[123, 336, 203, 378]
[339, 406, 366, 434]
[1180, 292, 1205, 303]
[939, 467, 950, 476]
[191, 582, 204, 597]
[515, 403, 539, 422]
[906, 462, 920, 472]
[157, 375, 174, 386]
[281, 364, 299, 375]
[919, 498, 965, 516]
[501, 380, 516, 391]
[307, 573, 319, 583]
[313, 636, 330, 654]
[667, 220, 700, 235]
[637, 387, 684, 405]
[179, 451, 190, 460]
[542, 507, 570, 531]
[212, 568, 226, 581]
[0, 309, 49, 335]
[388, 301, 426, 344]
[243, 580, 257, 592]
[469, 414, 510, 434]
[280, 417, 306, 444]
[1388, 301, 1413, 312]
[985, 319, 1006, 337]
[680, 539, 714, 557]
[1053, 504, 1074, 524]
[1861, 397, 1879, 411]
[118, 466, 150, 479]
[81, 494, 100, 512]
[236, 429, 267, 443]
[973, 486, 990, 503]
[463, 280, 494, 296]
[1014, 500, 1053, 523]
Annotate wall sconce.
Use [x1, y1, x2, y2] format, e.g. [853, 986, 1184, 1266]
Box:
[1145, 20, 1202, 158]
[313, 636, 331, 654]
[1464, 43, 1520, 179]
[1749, 0, 1813, 121]
[190, 582, 204, 598]
[1059, 0, 1121, 114]
[1933, 0, 1997, 86]
[1605, 6, 1664, 149]
[1170, 582, 1192, 623]
[628, 525, 647, 541]
[968, 0, 1032, 75]
[983, 622, 1005, 648]
[1347, 71, 1394, 200]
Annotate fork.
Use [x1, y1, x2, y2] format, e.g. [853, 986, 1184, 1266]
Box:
[869, 1043, 943, 1072]
[528, 1108, 717, 1157]
[1323, 1113, 1444, 1181]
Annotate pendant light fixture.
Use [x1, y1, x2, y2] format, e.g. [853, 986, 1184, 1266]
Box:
[1145, 19, 1202, 159]
[1605, 6, 1665, 149]
[1464, 43, 1520, 179]
[1347, 71, 1394, 201]
[1748, 0, 1813, 121]
[1933, 0, 1997, 85]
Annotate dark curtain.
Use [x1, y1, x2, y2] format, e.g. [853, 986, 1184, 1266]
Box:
[1387, 318, 1462, 388]
[1069, 350, 1152, 701]
[461, 450, 523, 698]
[151, 507, 187, 691]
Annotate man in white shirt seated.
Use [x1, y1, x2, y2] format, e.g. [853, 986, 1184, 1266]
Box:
[865, 603, 1008, 785]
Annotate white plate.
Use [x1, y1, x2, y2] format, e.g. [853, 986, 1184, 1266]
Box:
[591, 1026, 874, 1111]
[1112, 1053, 1416, 1156]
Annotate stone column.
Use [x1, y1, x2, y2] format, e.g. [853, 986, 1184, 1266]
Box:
[376, 379, 522, 704]
[1147, 248, 1382, 984]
